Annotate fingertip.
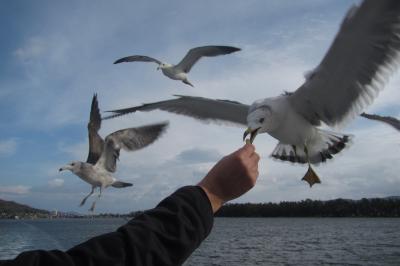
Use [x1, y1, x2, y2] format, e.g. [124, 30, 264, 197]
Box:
[243, 142, 255, 151]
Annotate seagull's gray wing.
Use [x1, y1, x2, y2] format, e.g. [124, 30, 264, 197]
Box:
[361, 112, 400, 131]
[86, 94, 105, 164]
[289, 0, 400, 128]
[104, 95, 249, 127]
[175, 46, 241, 73]
[95, 122, 169, 173]
[114, 55, 162, 65]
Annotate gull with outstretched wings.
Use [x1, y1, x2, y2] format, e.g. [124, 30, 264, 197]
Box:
[114, 45, 241, 87]
[106, 0, 400, 187]
[60, 94, 168, 211]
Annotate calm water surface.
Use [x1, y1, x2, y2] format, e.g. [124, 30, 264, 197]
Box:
[0, 218, 399, 265]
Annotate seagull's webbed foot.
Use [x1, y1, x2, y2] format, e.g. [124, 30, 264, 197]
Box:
[80, 187, 95, 207]
[88, 187, 102, 212]
[301, 146, 321, 187]
[89, 201, 96, 212]
[302, 165, 321, 187]
[80, 198, 87, 207]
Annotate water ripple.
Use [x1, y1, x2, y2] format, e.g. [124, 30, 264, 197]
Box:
[0, 218, 399, 265]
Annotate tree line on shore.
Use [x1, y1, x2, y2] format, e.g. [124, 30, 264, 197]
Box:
[2, 197, 399, 219]
[215, 198, 400, 217]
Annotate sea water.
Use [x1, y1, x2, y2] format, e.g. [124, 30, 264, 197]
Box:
[0, 218, 399, 265]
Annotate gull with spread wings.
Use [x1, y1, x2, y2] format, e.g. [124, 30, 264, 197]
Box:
[60, 94, 168, 211]
[114, 45, 241, 87]
[105, 0, 400, 187]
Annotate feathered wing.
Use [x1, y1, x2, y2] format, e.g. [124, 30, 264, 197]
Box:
[95, 122, 169, 173]
[86, 94, 105, 164]
[289, 0, 400, 128]
[175, 46, 241, 73]
[361, 112, 400, 131]
[104, 95, 250, 127]
[113, 55, 162, 65]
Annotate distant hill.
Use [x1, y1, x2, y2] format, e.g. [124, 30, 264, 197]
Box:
[385, 196, 400, 200]
[1, 196, 399, 219]
[0, 198, 49, 219]
[216, 197, 400, 218]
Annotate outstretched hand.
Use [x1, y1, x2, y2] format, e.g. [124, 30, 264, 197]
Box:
[198, 143, 260, 213]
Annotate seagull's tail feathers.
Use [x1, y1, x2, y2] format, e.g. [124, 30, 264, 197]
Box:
[270, 143, 307, 164]
[112, 181, 133, 188]
[271, 130, 353, 165]
[182, 79, 194, 87]
[311, 130, 353, 164]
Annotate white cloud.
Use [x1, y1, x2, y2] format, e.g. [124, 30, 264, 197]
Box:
[14, 35, 71, 65]
[2, 0, 400, 213]
[0, 139, 17, 157]
[14, 37, 47, 61]
[174, 148, 222, 164]
[58, 141, 88, 160]
[0, 185, 30, 195]
[48, 178, 64, 188]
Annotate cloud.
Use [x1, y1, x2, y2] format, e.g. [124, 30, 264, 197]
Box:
[0, 185, 30, 195]
[174, 148, 222, 164]
[0, 139, 17, 157]
[58, 141, 88, 161]
[14, 37, 47, 61]
[2, 0, 400, 213]
[48, 178, 64, 188]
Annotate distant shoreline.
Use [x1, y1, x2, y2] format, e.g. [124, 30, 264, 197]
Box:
[1, 216, 400, 221]
[2, 197, 399, 219]
[215, 198, 400, 218]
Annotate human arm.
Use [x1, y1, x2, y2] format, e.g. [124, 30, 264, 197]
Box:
[0, 143, 260, 266]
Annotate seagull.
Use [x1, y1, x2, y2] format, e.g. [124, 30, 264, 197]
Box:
[113, 45, 241, 87]
[59, 94, 168, 211]
[105, 0, 400, 187]
[361, 112, 400, 131]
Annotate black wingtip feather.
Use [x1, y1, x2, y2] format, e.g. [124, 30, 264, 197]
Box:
[102, 106, 143, 120]
[89, 93, 101, 128]
[219, 46, 241, 53]
[113, 58, 124, 64]
[102, 111, 128, 120]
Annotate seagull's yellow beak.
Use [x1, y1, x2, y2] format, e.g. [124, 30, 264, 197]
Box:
[243, 127, 260, 144]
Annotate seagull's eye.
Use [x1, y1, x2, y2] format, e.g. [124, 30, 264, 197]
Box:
[259, 118, 265, 123]
[71, 163, 75, 166]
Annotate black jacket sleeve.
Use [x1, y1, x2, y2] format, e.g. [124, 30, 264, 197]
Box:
[0, 186, 214, 266]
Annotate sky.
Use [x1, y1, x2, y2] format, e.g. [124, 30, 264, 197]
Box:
[0, 0, 399, 214]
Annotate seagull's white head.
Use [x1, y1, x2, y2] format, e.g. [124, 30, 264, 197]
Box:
[243, 101, 278, 144]
[157, 63, 169, 70]
[59, 161, 83, 174]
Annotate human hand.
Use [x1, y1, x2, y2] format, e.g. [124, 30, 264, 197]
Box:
[198, 143, 260, 213]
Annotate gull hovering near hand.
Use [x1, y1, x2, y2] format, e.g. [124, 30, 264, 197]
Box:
[114, 45, 241, 87]
[361, 112, 400, 131]
[59, 94, 168, 211]
[105, 0, 400, 187]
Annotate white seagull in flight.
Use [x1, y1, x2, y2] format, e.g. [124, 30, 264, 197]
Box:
[114, 45, 241, 87]
[105, 0, 400, 187]
[60, 94, 168, 211]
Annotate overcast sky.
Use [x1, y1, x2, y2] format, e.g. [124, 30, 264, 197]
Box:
[0, 0, 399, 213]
